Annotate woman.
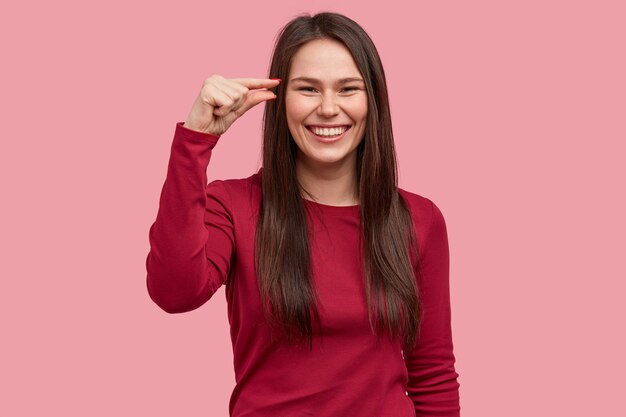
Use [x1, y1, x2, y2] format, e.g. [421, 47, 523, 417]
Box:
[146, 11, 461, 417]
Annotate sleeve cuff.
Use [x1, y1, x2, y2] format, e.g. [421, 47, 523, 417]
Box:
[175, 121, 221, 144]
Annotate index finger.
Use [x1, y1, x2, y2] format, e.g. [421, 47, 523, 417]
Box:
[230, 78, 281, 90]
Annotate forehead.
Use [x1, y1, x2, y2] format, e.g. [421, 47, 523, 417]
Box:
[289, 39, 362, 83]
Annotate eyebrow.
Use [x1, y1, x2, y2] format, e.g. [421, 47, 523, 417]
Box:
[289, 76, 364, 84]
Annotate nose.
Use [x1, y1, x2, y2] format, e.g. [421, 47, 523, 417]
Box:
[316, 92, 340, 117]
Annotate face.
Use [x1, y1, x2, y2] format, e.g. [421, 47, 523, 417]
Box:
[285, 38, 368, 172]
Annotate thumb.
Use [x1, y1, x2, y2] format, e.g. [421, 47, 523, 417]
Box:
[237, 90, 277, 115]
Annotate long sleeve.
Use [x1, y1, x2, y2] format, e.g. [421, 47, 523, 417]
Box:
[145, 122, 235, 313]
[404, 199, 461, 416]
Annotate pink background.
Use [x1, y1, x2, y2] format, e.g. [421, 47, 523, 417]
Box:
[2, 1, 624, 416]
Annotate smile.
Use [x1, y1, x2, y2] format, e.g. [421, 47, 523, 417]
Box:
[305, 125, 352, 143]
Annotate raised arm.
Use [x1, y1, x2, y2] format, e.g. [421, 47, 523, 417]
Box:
[404, 199, 461, 416]
[145, 122, 234, 313]
[145, 75, 280, 313]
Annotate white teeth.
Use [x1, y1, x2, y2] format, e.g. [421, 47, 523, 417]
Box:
[310, 126, 348, 136]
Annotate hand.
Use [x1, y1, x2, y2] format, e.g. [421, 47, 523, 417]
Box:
[183, 75, 281, 136]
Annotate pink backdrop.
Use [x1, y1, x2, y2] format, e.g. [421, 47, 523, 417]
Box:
[2, 1, 624, 416]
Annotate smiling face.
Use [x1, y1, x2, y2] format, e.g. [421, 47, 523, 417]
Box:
[285, 38, 368, 174]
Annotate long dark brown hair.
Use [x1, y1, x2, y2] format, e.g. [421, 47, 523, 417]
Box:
[255, 11, 423, 352]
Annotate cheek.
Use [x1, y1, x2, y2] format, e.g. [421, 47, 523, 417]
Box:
[285, 97, 310, 123]
[346, 97, 368, 124]
[284, 101, 302, 140]
[356, 97, 368, 120]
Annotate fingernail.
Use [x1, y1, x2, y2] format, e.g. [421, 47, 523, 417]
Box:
[271, 78, 281, 82]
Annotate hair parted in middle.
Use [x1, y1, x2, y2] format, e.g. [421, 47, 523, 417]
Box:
[255, 11, 424, 352]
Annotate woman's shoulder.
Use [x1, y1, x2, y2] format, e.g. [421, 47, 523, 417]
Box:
[206, 168, 262, 212]
[397, 187, 440, 219]
[397, 187, 449, 264]
[397, 186, 448, 236]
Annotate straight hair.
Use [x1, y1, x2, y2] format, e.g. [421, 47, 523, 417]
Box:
[255, 11, 423, 352]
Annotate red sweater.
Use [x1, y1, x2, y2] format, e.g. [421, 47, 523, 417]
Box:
[146, 122, 461, 416]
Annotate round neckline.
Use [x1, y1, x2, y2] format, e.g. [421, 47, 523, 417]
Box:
[302, 198, 360, 216]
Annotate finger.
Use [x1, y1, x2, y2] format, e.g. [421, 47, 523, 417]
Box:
[208, 89, 236, 117]
[230, 78, 281, 90]
[235, 90, 277, 116]
[219, 82, 247, 111]
[224, 78, 250, 96]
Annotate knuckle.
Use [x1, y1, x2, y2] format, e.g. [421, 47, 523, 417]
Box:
[223, 97, 234, 106]
[204, 74, 221, 85]
[200, 86, 213, 100]
[201, 81, 214, 93]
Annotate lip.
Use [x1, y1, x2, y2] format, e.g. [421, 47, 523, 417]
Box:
[306, 125, 352, 143]
[305, 124, 351, 128]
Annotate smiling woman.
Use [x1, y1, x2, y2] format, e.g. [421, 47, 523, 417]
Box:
[146, 10, 460, 417]
[285, 38, 369, 184]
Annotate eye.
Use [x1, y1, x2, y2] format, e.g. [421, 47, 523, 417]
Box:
[297, 87, 361, 93]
